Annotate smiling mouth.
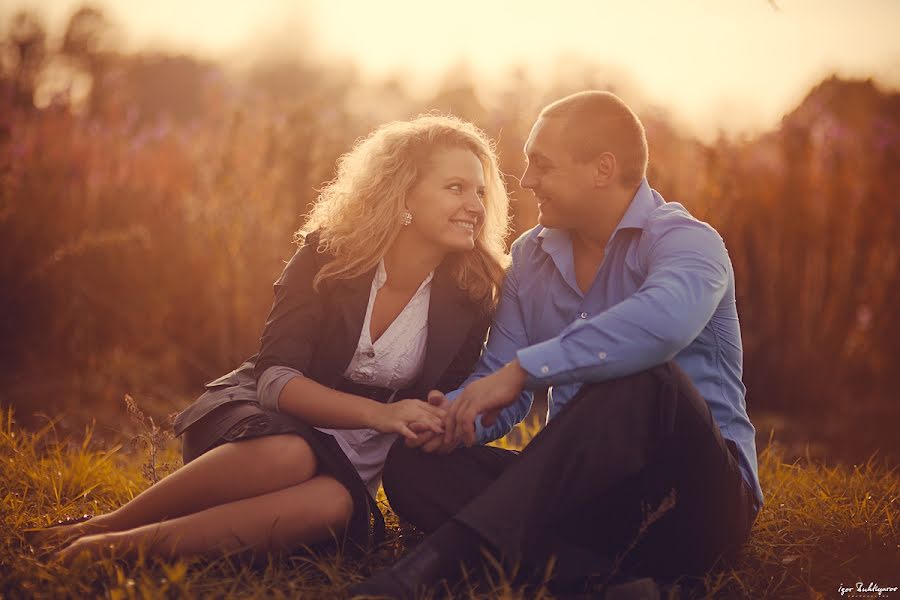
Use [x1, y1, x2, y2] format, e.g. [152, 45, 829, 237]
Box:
[451, 219, 476, 232]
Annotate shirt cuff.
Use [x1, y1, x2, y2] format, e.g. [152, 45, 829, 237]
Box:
[257, 365, 304, 412]
[516, 338, 569, 388]
[444, 388, 463, 403]
[444, 388, 488, 443]
[474, 415, 488, 443]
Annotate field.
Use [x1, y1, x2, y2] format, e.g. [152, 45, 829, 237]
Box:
[2, 406, 897, 599]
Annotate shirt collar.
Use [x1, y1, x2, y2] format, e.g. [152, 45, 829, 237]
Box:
[535, 226, 570, 258]
[614, 177, 659, 233]
[374, 258, 387, 289]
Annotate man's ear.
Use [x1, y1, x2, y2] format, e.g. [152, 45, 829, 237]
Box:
[593, 152, 617, 187]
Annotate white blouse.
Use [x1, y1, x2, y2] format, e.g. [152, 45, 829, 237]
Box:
[317, 259, 432, 497]
[338, 259, 432, 390]
[258, 259, 433, 498]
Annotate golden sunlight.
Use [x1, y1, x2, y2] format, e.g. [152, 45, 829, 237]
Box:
[6, 0, 900, 138]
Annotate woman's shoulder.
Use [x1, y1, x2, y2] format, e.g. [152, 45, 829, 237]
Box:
[276, 230, 334, 287]
[293, 229, 326, 258]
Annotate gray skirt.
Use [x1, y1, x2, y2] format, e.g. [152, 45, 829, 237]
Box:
[176, 377, 384, 553]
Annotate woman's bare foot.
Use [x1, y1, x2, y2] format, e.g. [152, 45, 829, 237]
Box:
[53, 533, 122, 565]
[26, 514, 112, 548]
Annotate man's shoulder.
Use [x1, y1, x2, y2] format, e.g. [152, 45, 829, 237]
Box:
[644, 201, 723, 243]
[641, 202, 730, 268]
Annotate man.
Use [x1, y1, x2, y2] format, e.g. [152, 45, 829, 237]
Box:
[352, 91, 762, 598]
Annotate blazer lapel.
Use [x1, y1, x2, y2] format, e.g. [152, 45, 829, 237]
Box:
[322, 267, 375, 380]
[418, 264, 475, 392]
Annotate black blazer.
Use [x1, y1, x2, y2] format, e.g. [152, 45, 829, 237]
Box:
[173, 232, 491, 436]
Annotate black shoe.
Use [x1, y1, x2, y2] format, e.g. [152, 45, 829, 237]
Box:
[347, 540, 457, 600]
[603, 577, 662, 600]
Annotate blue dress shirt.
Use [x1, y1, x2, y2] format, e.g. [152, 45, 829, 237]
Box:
[450, 178, 763, 508]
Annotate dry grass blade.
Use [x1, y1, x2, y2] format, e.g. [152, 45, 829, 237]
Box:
[2, 408, 898, 598]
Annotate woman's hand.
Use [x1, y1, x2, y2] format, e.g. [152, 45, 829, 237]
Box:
[371, 399, 447, 441]
[406, 391, 460, 453]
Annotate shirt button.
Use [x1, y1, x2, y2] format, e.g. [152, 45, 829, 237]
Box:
[580, 312, 588, 319]
[598, 352, 607, 360]
[540, 366, 550, 374]
[367, 351, 375, 358]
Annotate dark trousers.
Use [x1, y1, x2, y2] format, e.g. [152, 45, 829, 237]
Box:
[383, 362, 757, 583]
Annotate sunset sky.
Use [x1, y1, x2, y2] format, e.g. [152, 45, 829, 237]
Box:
[5, 0, 899, 138]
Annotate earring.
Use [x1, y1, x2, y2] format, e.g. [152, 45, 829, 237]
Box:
[402, 210, 413, 226]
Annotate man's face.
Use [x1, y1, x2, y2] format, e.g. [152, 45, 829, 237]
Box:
[520, 117, 597, 229]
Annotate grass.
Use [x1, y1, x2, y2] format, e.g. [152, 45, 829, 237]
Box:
[1, 406, 897, 599]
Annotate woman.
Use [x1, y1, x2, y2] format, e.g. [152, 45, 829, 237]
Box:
[33, 114, 510, 562]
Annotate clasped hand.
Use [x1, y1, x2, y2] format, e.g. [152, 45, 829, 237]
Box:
[405, 360, 527, 453]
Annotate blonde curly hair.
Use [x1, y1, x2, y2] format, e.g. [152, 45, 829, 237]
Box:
[297, 114, 511, 312]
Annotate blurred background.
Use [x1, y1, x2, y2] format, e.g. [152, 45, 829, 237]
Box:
[1, 1, 898, 465]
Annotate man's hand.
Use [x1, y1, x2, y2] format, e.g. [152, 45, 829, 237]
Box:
[445, 359, 527, 448]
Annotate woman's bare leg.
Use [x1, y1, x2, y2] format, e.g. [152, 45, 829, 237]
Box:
[35, 434, 317, 542]
[56, 475, 353, 562]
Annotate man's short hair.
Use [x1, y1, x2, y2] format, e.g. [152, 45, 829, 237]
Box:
[540, 91, 648, 188]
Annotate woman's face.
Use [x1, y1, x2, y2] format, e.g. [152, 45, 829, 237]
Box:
[404, 146, 487, 253]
